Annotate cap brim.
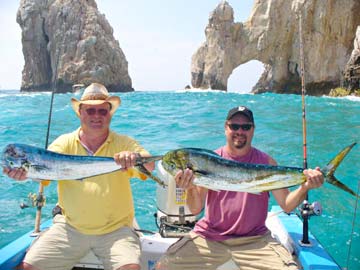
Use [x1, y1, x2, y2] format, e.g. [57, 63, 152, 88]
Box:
[71, 96, 121, 117]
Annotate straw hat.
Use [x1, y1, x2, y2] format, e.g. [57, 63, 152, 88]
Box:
[71, 83, 121, 116]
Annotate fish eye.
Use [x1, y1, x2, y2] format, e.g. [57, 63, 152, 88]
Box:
[170, 164, 175, 169]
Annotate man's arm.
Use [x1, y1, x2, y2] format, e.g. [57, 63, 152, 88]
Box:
[272, 167, 324, 213]
[266, 155, 324, 213]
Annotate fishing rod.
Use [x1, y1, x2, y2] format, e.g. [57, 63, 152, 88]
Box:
[297, 10, 358, 266]
[297, 11, 312, 246]
[31, 48, 61, 235]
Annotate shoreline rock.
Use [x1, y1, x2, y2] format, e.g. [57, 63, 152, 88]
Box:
[17, 0, 133, 93]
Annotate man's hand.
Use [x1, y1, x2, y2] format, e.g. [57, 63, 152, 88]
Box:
[175, 168, 195, 190]
[302, 167, 324, 191]
[114, 151, 140, 171]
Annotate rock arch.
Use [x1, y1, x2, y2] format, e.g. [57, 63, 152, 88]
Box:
[191, 0, 360, 95]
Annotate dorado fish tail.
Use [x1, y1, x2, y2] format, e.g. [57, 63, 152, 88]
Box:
[322, 142, 358, 197]
[327, 174, 358, 197]
[136, 155, 163, 165]
[135, 164, 167, 188]
[135, 155, 167, 187]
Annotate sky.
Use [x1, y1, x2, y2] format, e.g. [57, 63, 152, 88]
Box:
[0, 0, 263, 92]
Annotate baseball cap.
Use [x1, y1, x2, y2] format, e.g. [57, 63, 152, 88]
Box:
[226, 106, 254, 123]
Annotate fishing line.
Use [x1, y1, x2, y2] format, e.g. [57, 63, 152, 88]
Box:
[45, 48, 61, 148]
[345, 180, 360, 270]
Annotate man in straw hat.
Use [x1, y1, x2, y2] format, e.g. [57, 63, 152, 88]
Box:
[4, 83, 155, 270]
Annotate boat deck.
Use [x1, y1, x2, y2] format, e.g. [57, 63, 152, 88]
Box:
[0, 206, 341, 270]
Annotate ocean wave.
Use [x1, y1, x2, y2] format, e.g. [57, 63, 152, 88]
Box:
[342, 95, 360, 102]
[322, 94, 360, 102]
[175, 88, 226, 93]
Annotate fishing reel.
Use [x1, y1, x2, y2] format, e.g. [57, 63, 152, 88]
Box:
[298, 200, 322, 218]
[20, 192, 46, 209]
[297, 200, 322, 247]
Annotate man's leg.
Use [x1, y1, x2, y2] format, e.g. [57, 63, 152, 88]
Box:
[93, 227, 141, 270]
[24, 215, 90, 270]
[229, 233, 298, 270]
[156, 232, 232, 270]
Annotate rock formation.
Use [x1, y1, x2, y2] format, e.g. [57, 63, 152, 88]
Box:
[191, 0, 360, 95]
[17, 0, 133, 92]
[343, 26, 360, 90]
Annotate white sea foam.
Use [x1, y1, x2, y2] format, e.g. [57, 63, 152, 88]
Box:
[323, 94, 360, 102]
[175, 88, 226, 93]
[175, 88, 253, 94]
[342, 95, 360, 102]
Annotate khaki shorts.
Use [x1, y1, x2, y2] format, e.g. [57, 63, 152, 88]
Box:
[155, 231, 298, 270]
[24, 215, 141, 270]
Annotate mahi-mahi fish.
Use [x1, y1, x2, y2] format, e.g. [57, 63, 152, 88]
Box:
[152, 143, 357, 196]
[1, 143, 164, 185]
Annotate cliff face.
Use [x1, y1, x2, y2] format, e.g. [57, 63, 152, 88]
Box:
[343, 26, 360, 90]
[17, 0, 133, 92]
[191, 0, 360, 95]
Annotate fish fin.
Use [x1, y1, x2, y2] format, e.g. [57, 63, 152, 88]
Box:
[201, 185, 261, 195]
[30, 164, 48, 171]
[135, 165, 167, 188]
[208, 188, 221, 192]
[193, 169, 209, 176]
[41, 180, 51, 186]
[33, 177, 83, 182]
[138, 172, 148, 181]
[246, 191, 262, 195]
[196, 183, 220, 192]
[327, 174, 358, 198]
[322, 142, 358, 198]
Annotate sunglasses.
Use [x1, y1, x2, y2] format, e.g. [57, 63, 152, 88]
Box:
[84, 108, 109, 116]
[227, 123, 253, 131]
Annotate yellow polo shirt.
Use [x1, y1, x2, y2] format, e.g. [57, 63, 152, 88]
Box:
[48, 128, 149, 235]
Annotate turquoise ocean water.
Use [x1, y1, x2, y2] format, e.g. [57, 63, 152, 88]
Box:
[0, 90, 359, 269]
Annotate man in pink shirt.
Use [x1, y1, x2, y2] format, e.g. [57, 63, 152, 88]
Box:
[156, 106, 324, 270]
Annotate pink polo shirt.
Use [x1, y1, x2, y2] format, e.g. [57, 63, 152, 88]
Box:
[193, 146, 271, 241]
